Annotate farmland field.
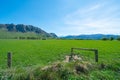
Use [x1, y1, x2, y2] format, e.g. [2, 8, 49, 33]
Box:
[0, 39, 120, 68]
[0, 39, 120, 79]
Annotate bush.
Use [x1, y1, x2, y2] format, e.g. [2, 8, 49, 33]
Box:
[117, 37, 120, 41]
[101, 37, 109, 41]
[110, 37, 114, 41]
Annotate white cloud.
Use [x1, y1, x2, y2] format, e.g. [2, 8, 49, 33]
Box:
[62, 2, 120, 35]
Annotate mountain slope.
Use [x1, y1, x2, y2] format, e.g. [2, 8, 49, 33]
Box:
[61, 34, 120, 40]
[0, 24, 57, 39]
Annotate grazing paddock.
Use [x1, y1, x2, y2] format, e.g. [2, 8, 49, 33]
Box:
[0, 39, 119, 68]
[0, 39, 120, 79]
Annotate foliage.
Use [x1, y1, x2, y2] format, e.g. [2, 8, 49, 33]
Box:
[109, 37, 114, 41]
[0, 60, 119, 80]
[0, 61, 94, 80]
[117, 37, 120, 41]
[101, 37, 109, 40]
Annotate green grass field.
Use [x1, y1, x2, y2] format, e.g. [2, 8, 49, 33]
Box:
[0, 39, 120, 79]
[0, 29, 44, 39]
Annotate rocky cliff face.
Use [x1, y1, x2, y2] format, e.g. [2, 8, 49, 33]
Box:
[0, 24, 58, 37]
[0, 23, 57, 39]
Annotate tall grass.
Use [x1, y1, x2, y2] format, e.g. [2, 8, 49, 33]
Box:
[0, 40, 120, 79]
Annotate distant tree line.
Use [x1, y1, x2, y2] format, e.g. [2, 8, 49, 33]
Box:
[58, 37, 120, 41]
[101, 37, 120, 41]
[18, 36, 47, 40]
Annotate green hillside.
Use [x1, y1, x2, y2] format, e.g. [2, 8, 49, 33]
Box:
[0, 24, 57, 39]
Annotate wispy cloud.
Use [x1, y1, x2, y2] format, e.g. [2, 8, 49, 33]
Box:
[62, 1, 120, 35]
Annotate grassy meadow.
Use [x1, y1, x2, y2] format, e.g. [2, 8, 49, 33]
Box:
[0, 39, 120, 79]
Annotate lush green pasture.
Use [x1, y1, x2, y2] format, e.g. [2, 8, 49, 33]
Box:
[0, 39, 120, 79]
[0, 39, 120, 68]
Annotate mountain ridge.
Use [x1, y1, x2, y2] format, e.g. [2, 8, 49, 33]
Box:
[61, 34, 120, 40]
[0, 23, 57, 39]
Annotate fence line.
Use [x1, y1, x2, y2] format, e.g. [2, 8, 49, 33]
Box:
[70, 48, 98, 62]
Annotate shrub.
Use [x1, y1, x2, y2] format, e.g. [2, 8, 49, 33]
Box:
[117, 37, 120, 41]
[101, 37, 109, 40]
[110, 37, 114, 41]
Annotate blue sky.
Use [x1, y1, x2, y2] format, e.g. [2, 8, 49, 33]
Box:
[0, 0, 120, 36]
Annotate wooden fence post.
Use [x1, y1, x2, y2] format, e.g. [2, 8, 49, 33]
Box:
[95, 50, 98, 62]
[7, 52, 12, 68]
[70, 48, 74, 61]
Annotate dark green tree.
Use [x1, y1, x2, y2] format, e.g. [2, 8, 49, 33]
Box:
[101, 37, 108, 41]
[110, 37, 114, 41]
[117, 37, 120, 41]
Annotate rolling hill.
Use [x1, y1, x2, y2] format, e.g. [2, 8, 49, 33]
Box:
[0, 23, 57, 39]
[61, 34, 120, 40]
